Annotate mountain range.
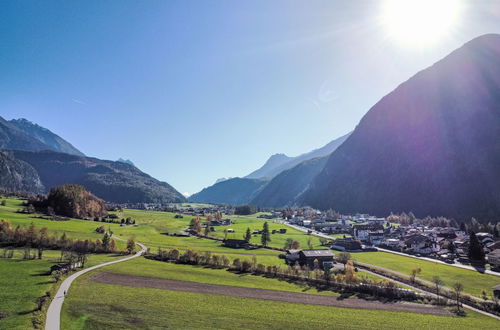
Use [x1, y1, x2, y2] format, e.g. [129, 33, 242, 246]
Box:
[245, 132, 350, 179]
[301, 34, 500, 221]
[0, 116, 185, 203]
[189, 133, 349, 206]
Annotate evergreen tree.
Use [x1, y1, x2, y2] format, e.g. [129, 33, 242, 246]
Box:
[261, 222, 271, 246]
[468, 231, 485, 264]
[244, 227, 252, 242]
[102, 232, 110, 251]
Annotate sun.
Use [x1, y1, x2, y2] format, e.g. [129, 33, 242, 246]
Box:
[381, 0, 463, 47]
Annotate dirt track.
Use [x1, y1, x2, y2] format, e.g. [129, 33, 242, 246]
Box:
[90, 272, 452, 316]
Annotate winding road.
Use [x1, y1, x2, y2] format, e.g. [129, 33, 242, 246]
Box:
[44, 238, 147, 330]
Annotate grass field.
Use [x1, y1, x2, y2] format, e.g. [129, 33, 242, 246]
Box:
[62, 278, 499, 330]
[95, 257, 340, 296]
[0, 198, 126, 250]
[0, 249, 120, 329]
[352, 252, 500, 298]
[210, 215, 324, 250]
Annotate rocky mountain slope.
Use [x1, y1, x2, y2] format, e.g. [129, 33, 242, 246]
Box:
[245, 133, 350, 179]
[189, 177, 269, 205]
[301, 34, 500, 221]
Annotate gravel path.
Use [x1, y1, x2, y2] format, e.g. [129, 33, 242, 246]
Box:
[44, 238, 147, 330]
[89, 272, 452, 316]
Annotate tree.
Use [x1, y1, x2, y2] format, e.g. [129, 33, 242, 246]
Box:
[468, 231, 485, 265]
[109, 239, 116, 252]
[453, 282, 464, 311]
[223, 229, 228, 240]
[51, 270, 62, 283]
[307, 237, 313, 249]
[244, 227, 252, 242]
[410, 267, 421, 283]
[432, 276, 444, 304]
[291, 240, 300, 249]
[126, 238, 135, 254]
[204, 221, 210, 237]
[190, 217, 201, 235]
[284, 238, 294, 250]
[261, 222, 271, 247]
[102, 233, 111, 251]
[344, 260, 359, 284]
[337, 252, 351, 269]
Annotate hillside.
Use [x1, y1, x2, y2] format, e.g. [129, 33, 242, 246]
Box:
[245, 133, 350, 179]
[251, 156, 328, 208]
[9, 118, 85, 156]
[0, 151, 44, 193]
[189, 177, 269, 205]
[4, 150, 186, 204]
[301, 34, 500, 221]
[0, 116, 49, 152]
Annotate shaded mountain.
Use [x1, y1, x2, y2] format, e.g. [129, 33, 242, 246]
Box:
[9, 118, 85, 156]
[245, 154, 292, 179]
[5, 150, 186, 204]
[251, 156, 328, 208]
[301, 34, 500, 221]
[189, 177, 269, 205]
[0, 116, 49, 152]
[0, 151, 44, 193]
[245, 133, 350, 179]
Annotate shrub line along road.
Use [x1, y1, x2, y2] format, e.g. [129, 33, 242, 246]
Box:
[281, 221, 500, 320]
[44, 237, 147, 330]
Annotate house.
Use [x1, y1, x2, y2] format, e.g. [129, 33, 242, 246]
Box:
[476, 232, 494, 246]
[297, 250, 335, 270]
[487, 249, 500, 270]
[222, 239, 250, 249]
[404, 234, 439, 255]
[353, 224, 384, 242]
[366, 217, 386, 226]
[493, 284, 500, 299]
[382, 238, 403, 249]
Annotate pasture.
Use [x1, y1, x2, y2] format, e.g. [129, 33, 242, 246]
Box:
[352, 252, 500, 298]
[62, 278, 499, 329]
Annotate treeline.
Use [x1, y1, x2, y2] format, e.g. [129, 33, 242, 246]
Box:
[29, 184, 107, 219]
[0, 220, 118, 257]
[234, 205, 257, 215]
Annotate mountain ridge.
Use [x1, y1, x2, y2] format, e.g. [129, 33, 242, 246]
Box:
[301, 33, 500, 220]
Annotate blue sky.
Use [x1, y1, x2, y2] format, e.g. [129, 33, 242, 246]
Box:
[1, 1, 500, 195]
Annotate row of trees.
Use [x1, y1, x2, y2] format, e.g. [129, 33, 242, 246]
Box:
[0, 220, 117, 257]
[147, 248, 425, 302]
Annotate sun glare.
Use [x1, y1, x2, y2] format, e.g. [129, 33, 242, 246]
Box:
[381, 0, 463, 47]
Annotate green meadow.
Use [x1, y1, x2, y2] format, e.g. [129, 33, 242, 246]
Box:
[95, 257, 340, 296]
[62, 279, 499, 330]
[0, 198, 126, 250]
[0, 249, 119, 329]
[210, 214, 324, 249]
[352, 252, 500, 298]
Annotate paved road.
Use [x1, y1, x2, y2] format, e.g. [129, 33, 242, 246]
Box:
[44, 238, 147, 330]
[375, 247, 500, 277]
